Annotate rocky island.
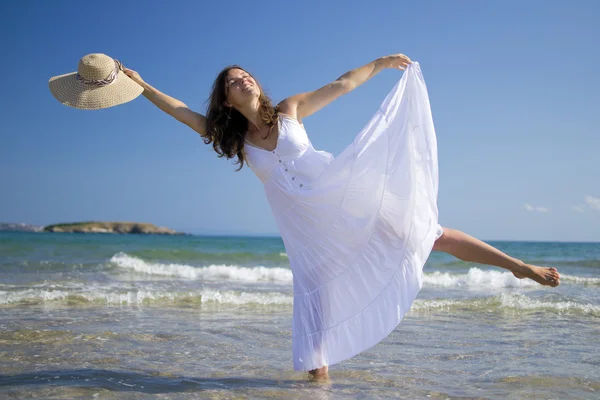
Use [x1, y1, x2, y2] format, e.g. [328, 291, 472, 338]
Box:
[42, 221, 182, 235]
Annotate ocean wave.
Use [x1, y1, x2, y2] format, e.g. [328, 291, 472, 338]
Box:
[496, 292, 599, 314]
[412, 293, 600, 316]
[2, 287, 596, 316]
[110, 252, 293, 282]
[423, 268, 600, 288]
[423, 268, 539, 288]
[561, 274, 600, 285]
[112, 254, 598, 288]
[0, 287, 293, 307]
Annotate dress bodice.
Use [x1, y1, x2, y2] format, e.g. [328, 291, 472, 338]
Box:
[244, 113, 334, 190]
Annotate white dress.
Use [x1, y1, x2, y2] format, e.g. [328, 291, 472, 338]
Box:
[244, 62, 442, 371]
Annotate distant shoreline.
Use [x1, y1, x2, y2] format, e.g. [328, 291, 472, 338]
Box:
[0, 224, 597, 242]
[0, 222, 184, 235]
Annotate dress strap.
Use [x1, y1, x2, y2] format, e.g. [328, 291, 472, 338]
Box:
[243, 116, 280, 152]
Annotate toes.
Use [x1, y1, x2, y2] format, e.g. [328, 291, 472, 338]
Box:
[545, 272, 559, 285]
[545, 267, 560, 282]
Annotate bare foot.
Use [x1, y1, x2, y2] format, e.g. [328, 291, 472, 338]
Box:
[512, 264, 560, 287]
[308, 365, 329, 381]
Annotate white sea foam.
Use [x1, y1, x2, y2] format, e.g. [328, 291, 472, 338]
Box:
[110, 252, 293, 282]
[498, 293, 600, 314]
[197, 288, 292, 305]
[111, 254, 598, 289]
[0, 288, 293, 306]
[412, 298, 471, 311]
[423, 268, 538, 288]
[412, 294, 600, 315]
[561, 274, 600, 285]
[1, 288, 597, 315]
[0, 288, 73, 304]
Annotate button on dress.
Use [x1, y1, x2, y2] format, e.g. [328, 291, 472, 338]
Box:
[244, 63, 442, 371]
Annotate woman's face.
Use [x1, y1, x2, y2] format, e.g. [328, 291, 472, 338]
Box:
[224, 68, 260, 107]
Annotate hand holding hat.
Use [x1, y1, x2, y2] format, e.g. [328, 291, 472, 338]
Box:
[49, 53, 144, 110]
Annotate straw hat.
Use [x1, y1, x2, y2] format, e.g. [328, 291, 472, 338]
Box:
[49, 53, 143, 110]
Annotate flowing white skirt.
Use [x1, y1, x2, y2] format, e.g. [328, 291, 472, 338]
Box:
[269, 63, 441, 371]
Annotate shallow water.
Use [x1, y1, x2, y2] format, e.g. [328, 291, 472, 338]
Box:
[1, 232, 599, 399]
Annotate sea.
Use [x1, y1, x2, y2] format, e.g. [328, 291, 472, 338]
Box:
[0, 231, 598, 399]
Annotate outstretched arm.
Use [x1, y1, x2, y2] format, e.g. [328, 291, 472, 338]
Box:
[278, 54, 412, 122]
[123, 68, 207, 137]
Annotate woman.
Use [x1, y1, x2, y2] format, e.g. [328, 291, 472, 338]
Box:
[123, 54, 560, 378]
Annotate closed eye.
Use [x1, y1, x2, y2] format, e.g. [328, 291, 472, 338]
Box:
[227, 75, 251, 89]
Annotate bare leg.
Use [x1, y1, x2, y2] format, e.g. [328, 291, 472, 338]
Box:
[309, 365, 329, 380]
[433, 227, 560, 287]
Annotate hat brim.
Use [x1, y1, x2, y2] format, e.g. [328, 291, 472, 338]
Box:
[48, 70, 143, 110]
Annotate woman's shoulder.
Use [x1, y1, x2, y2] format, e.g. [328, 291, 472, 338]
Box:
[277, 102, 305, 127]
[277, 100, 301, 122]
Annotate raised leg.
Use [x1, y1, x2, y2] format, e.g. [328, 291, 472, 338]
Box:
[433, 227, 560, 287]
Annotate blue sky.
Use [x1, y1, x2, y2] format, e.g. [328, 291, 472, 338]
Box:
[1, 0, 598, 241]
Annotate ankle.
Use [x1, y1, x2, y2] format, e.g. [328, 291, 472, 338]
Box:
[309, 366, 329, 377]
[509, 258, 526, 272]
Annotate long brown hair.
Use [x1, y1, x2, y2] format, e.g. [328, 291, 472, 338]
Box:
[204, 65, 279, 170]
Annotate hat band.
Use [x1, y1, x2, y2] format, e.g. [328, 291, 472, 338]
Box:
[75, 59, 123, 87]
